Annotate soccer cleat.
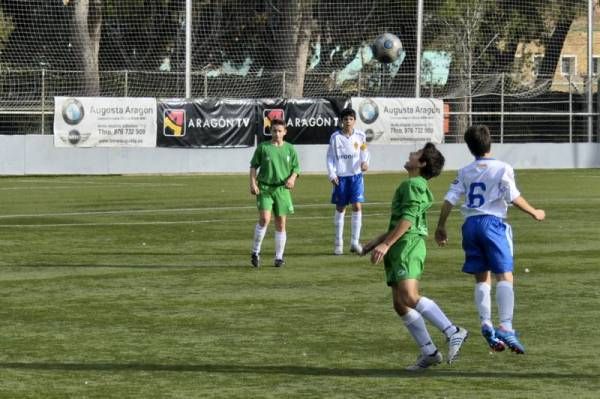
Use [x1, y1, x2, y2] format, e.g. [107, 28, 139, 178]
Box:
[481, 324, 506, 352]
[334, 244, 343, 255]
[447, 326, 469, 364]
[350, 243, 363, 255]
[495, 326, 525, 354]
[251, 252, 260, 268]
[274, 258, 285, 268]
[405, 350, 443, 372]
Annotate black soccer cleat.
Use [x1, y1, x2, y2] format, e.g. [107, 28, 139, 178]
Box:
[251, 252, 260, 268]
[274, 258, 285, 268]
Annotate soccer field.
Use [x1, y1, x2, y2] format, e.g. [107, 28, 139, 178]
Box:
[0, 170, 599, 398]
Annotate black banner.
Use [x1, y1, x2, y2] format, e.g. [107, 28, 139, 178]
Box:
[259, 98, 348, 144]
[157, 99, 257, 148]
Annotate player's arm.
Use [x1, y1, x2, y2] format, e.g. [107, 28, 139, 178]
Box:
[359, 140, 370, 172]
[326, 137, 339, 185]
[512, 196, 545, 221]
[285, 147, 301, 189]
[369, 219, 412, 265]
[249, 167, 259, 195]
[435, 200, 454, 246]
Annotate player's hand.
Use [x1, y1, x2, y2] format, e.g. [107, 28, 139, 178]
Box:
[285, 176, 296, 189]
[532, 209, 545, 221]
[330, 176, 339, 186]
[250, 183, 259, 195]
[435, 227, 448, 247]
[360, 162, 368, 172]
[370, 243, 389, 265]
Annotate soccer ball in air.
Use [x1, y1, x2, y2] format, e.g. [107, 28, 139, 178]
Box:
[372, 33, 403, 64]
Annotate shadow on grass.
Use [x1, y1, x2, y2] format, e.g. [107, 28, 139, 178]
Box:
[0, 362, 595, 380]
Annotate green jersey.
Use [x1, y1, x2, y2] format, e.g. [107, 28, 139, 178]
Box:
[388, 176, 433, 237]
[250, 141, 300, 186]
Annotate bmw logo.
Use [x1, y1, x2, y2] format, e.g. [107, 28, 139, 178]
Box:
[62, 98, 85, 125]
[358, 98, 379, 124]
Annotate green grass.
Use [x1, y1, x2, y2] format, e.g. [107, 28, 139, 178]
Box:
[0, 170, 599, 398]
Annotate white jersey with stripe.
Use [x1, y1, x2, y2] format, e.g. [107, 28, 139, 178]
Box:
[326, 129, 370, 180]
[444, 158, 521, 219]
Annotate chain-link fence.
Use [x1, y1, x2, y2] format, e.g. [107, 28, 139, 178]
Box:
[0, 69, 597, 142]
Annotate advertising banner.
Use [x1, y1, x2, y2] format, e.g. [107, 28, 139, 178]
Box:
[350, 97, 444, 144]
[157, 99, 256, 148]
[259, 98, 347, 144]
[54, 97, 157, 147]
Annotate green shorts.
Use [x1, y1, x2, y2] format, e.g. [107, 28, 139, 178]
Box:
[256, 184, 294, 216]
[383, 234, 426, 285]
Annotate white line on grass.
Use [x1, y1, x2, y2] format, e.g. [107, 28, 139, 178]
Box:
[0, 212, 395, 228]
[0, 202, 393, 219]
[0, 183, 186, 191]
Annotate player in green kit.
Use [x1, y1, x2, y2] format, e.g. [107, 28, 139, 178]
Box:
[362, 143, 468, 371]
[249, 118, 300, 268]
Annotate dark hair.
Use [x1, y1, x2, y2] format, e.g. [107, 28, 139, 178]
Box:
[270, 118, 286, 128]
[419, 142, 445, 180]
[464, 125, 491, 156]
[340, 108, 356, 119]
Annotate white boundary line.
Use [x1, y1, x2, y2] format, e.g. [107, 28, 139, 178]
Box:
[0, 202, 392, 219]
[0, 212, 395, 228]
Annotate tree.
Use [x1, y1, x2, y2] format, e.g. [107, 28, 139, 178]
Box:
[269, 0, 315, 97]
[64, 0, 102, 96]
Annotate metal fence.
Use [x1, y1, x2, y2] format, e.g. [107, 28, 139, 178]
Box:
[0, 69, 598, 143]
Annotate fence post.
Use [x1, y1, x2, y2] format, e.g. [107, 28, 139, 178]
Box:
[568, 74, 573, 143]
[500, 73, 504, 143]
[124, 70, 129, 97]
[41, 68, 46, 135]
[597, 79, 600, 142]
[204, 73, 208, 97]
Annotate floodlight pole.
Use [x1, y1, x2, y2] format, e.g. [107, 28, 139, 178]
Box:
[185, 0, 192, 98]
[587, 0, 593, 142]
[415, 0, 423, 98]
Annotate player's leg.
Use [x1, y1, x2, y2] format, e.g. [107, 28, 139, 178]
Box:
[272, 187, 294, 267]
[399, 236, 468, 363]
[481, 217, 521, 352]
[392, 282, 442, 371]
[273, 215, 286, 267]
[334, 205, 345, 255]
[349, 174, 365, 253]
[463, 217, 505, 351]
[349, 202, 362, 253]
[475, 272, 506, 351]
[251, 209, 271, 267]
[493, 272, 524, 353]
[332, 177, 349, 255]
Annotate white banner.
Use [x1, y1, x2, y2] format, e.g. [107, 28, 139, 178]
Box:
[351, 97, 444, 144]
[54, 97, 157, 147]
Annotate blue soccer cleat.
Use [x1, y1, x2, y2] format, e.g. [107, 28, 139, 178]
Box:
[495, 326, 525, 354]
[481, 324, 507, 352]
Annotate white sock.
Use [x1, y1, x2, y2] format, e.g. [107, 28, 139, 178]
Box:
[496, 281, 514, 331]
[475, 282, 492, 327]
[252, 223, 267, 253]
[415, 297, 455, 339]
[351, 211, 362, 245]
[275, 231, 286, 260]
[402, 309, 437, 355]
[334, 210, 345, 246]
